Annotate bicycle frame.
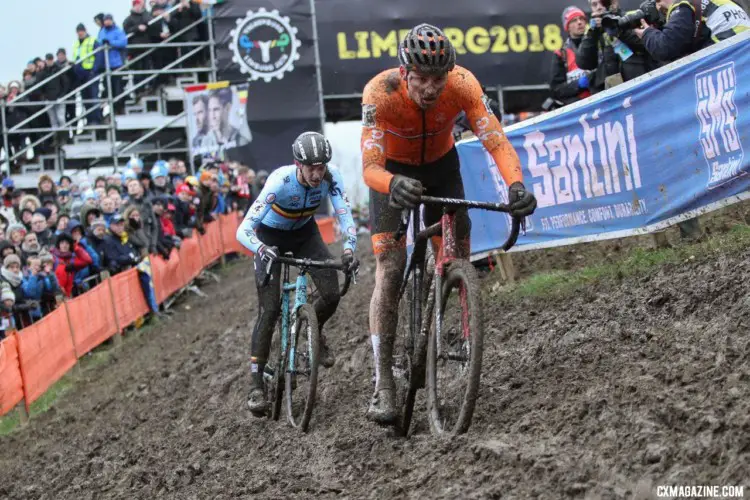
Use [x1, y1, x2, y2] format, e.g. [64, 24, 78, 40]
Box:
[280, 264, 310, 378]
[272, 255, 353, 380]
[397, 197, 520, 357]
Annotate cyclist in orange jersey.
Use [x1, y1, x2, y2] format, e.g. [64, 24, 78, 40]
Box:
[362, 23, 537, 424]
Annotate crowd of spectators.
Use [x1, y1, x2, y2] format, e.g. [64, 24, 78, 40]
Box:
[0, 157, 263, 338]
[0, 0, 208, 167]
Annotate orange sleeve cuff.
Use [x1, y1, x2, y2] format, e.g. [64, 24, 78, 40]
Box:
[363, 164, 393, 194]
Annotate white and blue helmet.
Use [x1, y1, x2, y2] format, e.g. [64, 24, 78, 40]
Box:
[151, 160, 169, 179]
[126, 157, 144, 172]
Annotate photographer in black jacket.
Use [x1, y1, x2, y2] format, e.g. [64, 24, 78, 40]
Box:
[576, 0, 660, 92]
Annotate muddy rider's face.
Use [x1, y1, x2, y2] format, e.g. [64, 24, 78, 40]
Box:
[401, 67, 449, 110]
[296, 162, 327, 188]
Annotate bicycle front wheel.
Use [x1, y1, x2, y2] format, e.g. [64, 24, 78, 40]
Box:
[285, 303, 320, 432]
[426, 259, 484, 436]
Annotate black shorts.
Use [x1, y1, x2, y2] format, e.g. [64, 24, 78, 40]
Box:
[369, 147, 469, 254]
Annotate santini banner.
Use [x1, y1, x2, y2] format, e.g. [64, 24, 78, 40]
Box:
[458, 31, 750, 259]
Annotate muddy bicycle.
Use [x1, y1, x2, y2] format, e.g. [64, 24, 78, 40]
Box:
[393, 195, 523, 437]
[262, 254, 356, 432]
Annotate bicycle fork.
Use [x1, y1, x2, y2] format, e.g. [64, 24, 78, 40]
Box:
[286, 272, 309, 375]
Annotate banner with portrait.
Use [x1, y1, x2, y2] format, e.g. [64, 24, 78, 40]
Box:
[184, 81, 252, 163]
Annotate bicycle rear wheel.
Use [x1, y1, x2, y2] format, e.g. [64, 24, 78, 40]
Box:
[285, 303, 320, 432]
[426, 259, 484, 436]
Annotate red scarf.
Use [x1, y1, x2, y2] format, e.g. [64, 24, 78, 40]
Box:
[161, 216, 176, 237]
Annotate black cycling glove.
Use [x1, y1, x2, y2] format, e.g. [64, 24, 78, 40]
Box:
[341, 251, 359, 274]
[259, 245, 279, 267]
[389, 175, 423, 209]
[508, 182, 537, 218]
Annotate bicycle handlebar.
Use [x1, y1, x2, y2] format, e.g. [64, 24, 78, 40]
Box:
[260, 255, 357, 296]
[393, 196, 525, 252]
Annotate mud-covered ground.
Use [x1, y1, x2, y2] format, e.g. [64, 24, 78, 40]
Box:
[1, 227, 749, 498]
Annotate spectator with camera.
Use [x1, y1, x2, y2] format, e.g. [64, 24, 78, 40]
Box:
[634, 0, 750, 62]
[550, 7, 594, 106]
[576, 0, 659, 92]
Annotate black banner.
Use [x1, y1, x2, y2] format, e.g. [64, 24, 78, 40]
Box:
[317, 0, 641, 95]
[214, 0, 323, 171]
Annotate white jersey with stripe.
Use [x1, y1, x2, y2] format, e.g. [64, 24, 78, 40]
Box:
[236, 165, 357, 254]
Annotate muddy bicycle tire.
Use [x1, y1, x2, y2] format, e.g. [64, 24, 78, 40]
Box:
[285, 303, 320, 432]
[269, 350, 285, 421]
[426, 259, 484, 436]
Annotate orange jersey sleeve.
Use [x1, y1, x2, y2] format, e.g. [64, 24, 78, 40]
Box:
[360, 73, 393, 194]
[458, 69, 523, 187]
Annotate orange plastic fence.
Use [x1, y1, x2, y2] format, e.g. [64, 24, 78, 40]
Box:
[16, 308, 77, 408]
[317, 217, 336, 244]
[0, 334, 24, 415]
[179, 234, 204, 283]
[151, 249, 184, 304]
[200, 221, 223, 266]
[66, 282, 118, 357]
[110, 268, 150, 329]
[220, 214, 244, 255]
[0, 212, 250, 417]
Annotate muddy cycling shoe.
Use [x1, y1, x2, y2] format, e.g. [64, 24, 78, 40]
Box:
[246, 387, 267, 416]
[319, 335, 336, 368]
[366, 387, 398, 425]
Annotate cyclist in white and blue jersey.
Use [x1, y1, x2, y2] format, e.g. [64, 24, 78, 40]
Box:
[236, 131, 359, 414]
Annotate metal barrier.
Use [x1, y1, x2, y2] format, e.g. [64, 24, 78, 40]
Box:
[0, 2, 217, 178]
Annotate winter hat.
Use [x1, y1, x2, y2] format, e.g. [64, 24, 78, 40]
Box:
[91, 218, 107, 230]
[82, 189, 99, 202]
[67, 219, 84, 236]
[76, 23, 86, 32]
[34, 207, 52, 220]
[38, 174, 55, 188]
[6, 223, 26, 240]
[176, 183, 196, 196]
[200, 170, 215, 184]
[39, 250, 54, 266]
[1, 286, 15, 304]
[103, 13, 114, 22]
[2, 178, 14, 189]
[3, 254, 21, 268]
[562, 6, 586, 32]
[152, 196, 168, 207]
[55, 232, 75, 247]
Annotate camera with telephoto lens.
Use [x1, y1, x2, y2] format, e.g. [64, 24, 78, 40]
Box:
[600, 0, 661, 33]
